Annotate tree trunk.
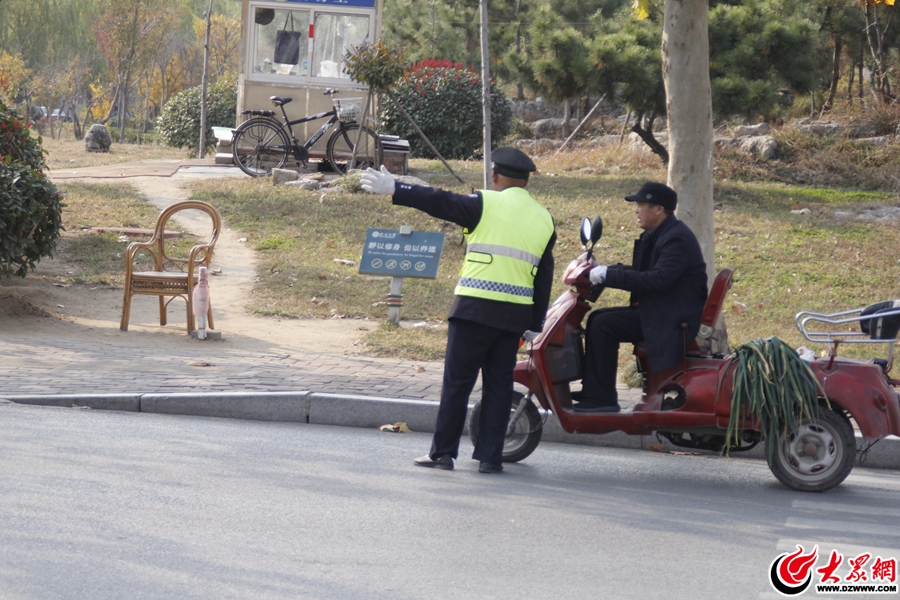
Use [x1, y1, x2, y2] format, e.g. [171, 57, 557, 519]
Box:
[825, 33, 842, 112]
[847, 53, 855, 107]
[662, 0, 715, 284]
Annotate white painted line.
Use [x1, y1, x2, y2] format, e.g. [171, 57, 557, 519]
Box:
[845, 472, 900, 488]
[792, 499, 900, 518]
[786, 517, 900, 538]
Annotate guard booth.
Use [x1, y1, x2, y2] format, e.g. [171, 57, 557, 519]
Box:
[234, 0, 385, 166]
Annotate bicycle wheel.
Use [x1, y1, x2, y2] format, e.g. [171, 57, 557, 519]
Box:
[232, 119, 290, 177]
[326, 124, 382, 174]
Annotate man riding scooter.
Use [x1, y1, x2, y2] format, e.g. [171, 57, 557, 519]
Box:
[574, 182, 708, 412]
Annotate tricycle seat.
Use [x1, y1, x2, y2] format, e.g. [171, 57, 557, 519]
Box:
[860, 300, 900, 340]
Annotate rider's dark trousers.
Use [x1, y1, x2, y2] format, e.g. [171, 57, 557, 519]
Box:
[580, 306, 644, 407]
[430, 318, 521, 465]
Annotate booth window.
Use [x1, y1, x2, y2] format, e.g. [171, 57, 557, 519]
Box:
[253, 7, 310, 76]
[311, 13, 369, 80]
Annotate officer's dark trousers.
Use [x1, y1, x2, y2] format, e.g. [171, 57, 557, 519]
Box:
[430, 318, 521, 465]
[580, 306, 644, 407]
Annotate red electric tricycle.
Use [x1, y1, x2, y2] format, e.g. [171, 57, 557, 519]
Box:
[468, 217, 900, 492]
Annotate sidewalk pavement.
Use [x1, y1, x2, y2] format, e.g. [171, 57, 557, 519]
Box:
[3, 160, 896, 472]
[3, 325, 898, 471]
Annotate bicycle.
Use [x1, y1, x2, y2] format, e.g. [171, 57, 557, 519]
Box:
[232, 89, 382, 177]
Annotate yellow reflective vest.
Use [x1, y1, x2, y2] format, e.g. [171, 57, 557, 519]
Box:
[455, 187, 554, 305]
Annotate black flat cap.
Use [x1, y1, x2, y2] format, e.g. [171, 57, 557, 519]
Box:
[491, 147, 536, 179]
[625, 182, 677, 211]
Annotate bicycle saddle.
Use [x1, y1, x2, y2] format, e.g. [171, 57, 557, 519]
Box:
[270, 96, 293, 106]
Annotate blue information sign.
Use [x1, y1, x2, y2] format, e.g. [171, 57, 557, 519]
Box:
[359, 228, 445, 279]
[284, 0, 376, 7]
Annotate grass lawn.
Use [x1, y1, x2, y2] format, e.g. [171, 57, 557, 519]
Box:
[51, 131, 900, 369]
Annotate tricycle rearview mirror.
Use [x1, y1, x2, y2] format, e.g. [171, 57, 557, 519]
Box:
[580, 217, 592, 245]
[591, 216, 603, 242]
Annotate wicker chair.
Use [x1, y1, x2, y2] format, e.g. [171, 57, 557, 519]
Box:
[120, 200, 221, 333]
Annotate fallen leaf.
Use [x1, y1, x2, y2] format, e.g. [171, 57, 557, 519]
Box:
[649, 443, 669, 453]
[318, 274, 327, 280]
[732, 302, 749, 313]
[379, 422, 412, 433]
[414, 365, 426, 373]
[671, 451, 702, 456]
[188, 361, 215, 367]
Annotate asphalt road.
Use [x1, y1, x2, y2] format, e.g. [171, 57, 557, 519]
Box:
[1, 401, 898, 600]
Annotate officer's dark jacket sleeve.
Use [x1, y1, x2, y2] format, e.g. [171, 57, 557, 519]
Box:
[391, 183, 482, 230]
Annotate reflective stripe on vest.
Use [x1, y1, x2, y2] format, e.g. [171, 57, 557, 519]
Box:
[455, 187, 554, 305]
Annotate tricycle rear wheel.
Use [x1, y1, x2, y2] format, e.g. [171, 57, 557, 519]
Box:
[767, 408, 855, 492]
[467, 391, 542, 463]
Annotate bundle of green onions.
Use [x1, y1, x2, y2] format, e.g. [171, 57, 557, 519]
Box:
[722, 337, 827, 457]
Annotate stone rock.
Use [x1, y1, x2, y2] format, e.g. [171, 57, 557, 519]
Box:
[799, 122, 844, 136]
[733, 123, 771, 136]
[856, 136, 890, 147]
[738, 135, 778, 159]
[514, 138, 563, 154]
[588, 135, 622, 147]
[84, 124, 111, 153]
[284, 179, 321, 190]
[713, 136, 740, 151]
[798, 122, 877, 137]
[529, 118, 580, 139]
[272, 168, 300, 186]
[511, 97, 561, 122]
[627, 131, 668, 150]
[845, 124, 877, 138]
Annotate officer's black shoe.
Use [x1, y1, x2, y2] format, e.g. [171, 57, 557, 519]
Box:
[414, 454, 454, 470]
[478, 462, 503, 474]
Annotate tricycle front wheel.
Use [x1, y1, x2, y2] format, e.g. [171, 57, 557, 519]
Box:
[467, 391, 542, 463]
[767, 408, 855, 492]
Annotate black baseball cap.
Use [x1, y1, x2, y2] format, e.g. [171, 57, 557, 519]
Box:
[491, 147, 536, 180]
[625, 182, 677, 211]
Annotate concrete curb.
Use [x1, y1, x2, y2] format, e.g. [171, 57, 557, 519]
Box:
[3, 392, 898, 471]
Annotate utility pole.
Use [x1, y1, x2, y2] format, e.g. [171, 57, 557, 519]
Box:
[198, 0, 213, 159]
[479, 0, 491, 189]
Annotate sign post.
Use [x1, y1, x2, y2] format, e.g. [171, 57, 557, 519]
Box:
[359, 226, 445, 325]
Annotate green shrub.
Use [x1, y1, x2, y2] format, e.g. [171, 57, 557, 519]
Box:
[157, 78, 237, 156]
[379, 60, 513, 160]
[0, 101, 64, 278]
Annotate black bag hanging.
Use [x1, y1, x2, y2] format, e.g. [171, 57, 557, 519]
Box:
[274, 13, 302, 65]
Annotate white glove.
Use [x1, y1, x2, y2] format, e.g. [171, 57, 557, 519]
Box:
[589, 265, 607, 285]
[360, 165, 396, 196]
[522, 330, 540, 343]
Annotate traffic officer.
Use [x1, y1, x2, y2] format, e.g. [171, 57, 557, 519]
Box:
[360, 148, 556, 473]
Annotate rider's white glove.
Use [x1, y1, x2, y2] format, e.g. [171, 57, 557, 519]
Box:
[589, 265, 607, 285]
[360, 165, 396, 196]
[522, 330, 540, 343]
